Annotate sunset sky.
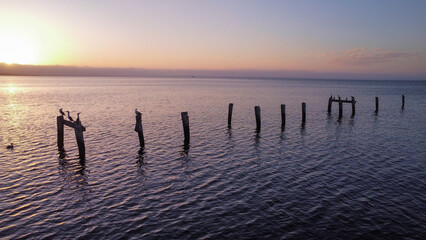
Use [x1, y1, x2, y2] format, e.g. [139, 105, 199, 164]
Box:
[1, 0, 425, 79]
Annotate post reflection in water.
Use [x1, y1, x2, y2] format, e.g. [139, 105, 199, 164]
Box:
[58, 149, 67, 159]
[180, 141, 190, 158]
[136, 148, 146, 166]
[58, 156, 89, 191]
[254, 130, 261, 146]
[300, 123, 306, 136]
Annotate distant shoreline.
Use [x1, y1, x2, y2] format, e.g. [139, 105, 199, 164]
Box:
[1, 63, 425, 81]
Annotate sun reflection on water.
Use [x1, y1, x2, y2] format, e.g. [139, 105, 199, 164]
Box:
[1, 83, 29, 146]
[7, 86, 18, 94]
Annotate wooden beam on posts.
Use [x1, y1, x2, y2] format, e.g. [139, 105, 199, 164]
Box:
[281, 104, 286, 129]
[57, 115, 64, 151]
[327, 95, 332, 113]
[375, 97, 379, 113]
[134, 110, 145, 148]
[181, 112, 190, 144]
[74, 121, 85, 159]
[228, 103, 233, 128]
[351, 96, 356, 116]
[254, 106, 261, 131]
[302, 102, 306, 124]
[338, 97, 343, 118]
[402, 95, 405, 109]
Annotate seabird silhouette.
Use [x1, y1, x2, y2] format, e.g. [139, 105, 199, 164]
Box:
[6, 143, 13, 149]
[59, 108, 65, 116]
[76, 112, 81, 123]
[66, 111, 74, 121]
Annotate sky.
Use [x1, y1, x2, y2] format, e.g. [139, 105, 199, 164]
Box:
[0, 0, 425, 79]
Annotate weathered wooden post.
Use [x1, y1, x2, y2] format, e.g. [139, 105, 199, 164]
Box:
[402, 95, 405, 109]
[181, 112, 190, 144]
[351, 96, 356, 116]
[254, 106, 261, 131]
[375, 97, 379, 113]
[57, 115, 64, 150]
[327, 96, 332, 113]
[281, 104, 286, 129]
[134, 110, 145, 148]
[228, 103, 233, 128]
[74, 121, 85, 159]
[338, 97, 343, 118]
[302, 102, 306, 124]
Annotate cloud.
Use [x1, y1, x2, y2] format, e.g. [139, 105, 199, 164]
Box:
[324, 48, 424, 65]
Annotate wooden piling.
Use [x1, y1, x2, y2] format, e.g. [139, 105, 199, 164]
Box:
[338, 97, 343, 118]
[228, 103, 233, 128]
[254, 106, 261, 131]
[302, 102, 306, 124]
[74, 122, 85, 159]
[375, 97, 379, 113]
[351, 96, 356, 116]
[181, 112, 190, 144]
[327, 96, 332, 113]
[135, 111, 145, 148]
[57, 115, 64, 150]
[281, 104, 286, 129]
[402, 95, 405, 109]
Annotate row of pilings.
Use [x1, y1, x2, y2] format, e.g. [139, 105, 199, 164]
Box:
[58, 95, 406, 159]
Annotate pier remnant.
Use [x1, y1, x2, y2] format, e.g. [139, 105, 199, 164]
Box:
[228, 103, 233, 128]
[57, 112, 86, 159]
[402, 95, 405, 109]
[375, 97, 379, 113]
[135, 109, 145, 148]
[327, 96, 356, 117]
[57, 116, 64, 151]
[281, 104, 286, 129]
[74, 121, 85, 158]
[254, 106, 261, 131]
[302, 102, 306, 124]
[181, 112, 190, 144]
[338, 97, 343, 119]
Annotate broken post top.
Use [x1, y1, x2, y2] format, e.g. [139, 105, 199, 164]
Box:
[330, 95, 356, 103]
[58, 115, 86, 131]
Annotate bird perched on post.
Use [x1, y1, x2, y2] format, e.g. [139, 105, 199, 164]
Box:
[59, 108, 65, 116]
[76, 112, 81, 124]
[66, 111, 74, 121]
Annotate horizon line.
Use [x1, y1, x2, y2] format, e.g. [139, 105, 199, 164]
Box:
[0, 63, 425, 81]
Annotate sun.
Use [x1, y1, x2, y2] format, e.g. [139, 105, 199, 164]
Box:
[0, 34, 37, 64]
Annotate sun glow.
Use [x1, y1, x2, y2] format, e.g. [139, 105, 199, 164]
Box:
[0, 34, 37, 64]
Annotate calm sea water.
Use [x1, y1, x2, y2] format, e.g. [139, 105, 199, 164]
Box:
[0, 76, 425, 239]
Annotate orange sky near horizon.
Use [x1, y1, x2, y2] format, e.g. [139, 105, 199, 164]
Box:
[0, 1, 425, 79]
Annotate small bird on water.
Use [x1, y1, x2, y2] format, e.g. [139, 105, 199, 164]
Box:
[66, 111, 74, 121]
[59, 108, 65, 116]
[6, 143, 13, 149]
